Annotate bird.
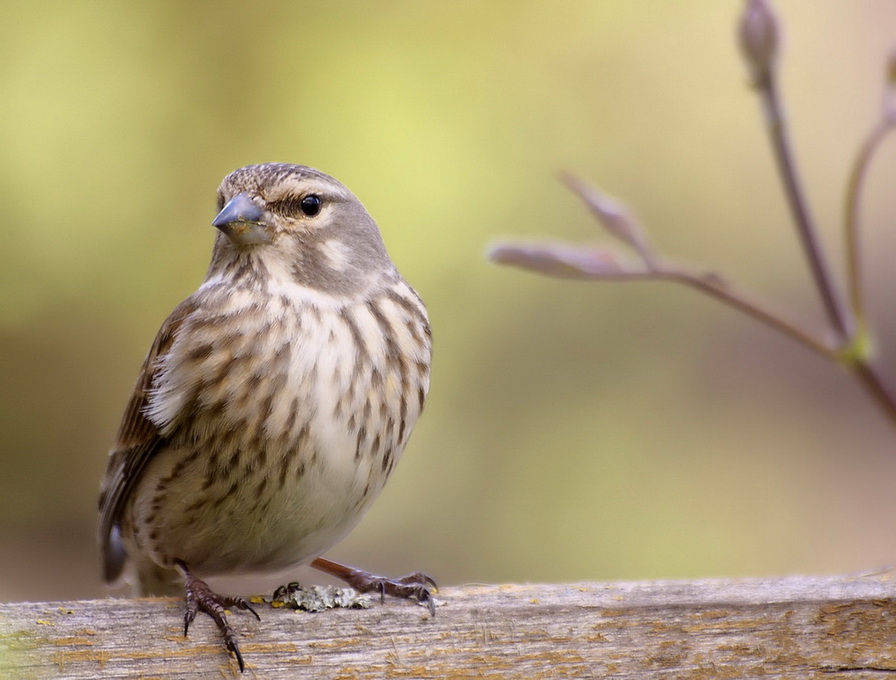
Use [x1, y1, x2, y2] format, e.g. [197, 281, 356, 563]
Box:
[97, 163, 434, 671]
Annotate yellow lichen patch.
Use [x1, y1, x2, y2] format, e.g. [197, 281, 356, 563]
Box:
[584, 632, 609, 642]
[308, 637, 363, 651]
[284, 655, 314, 665]
[240, 641, 299, 655]
[52, 636, 95, 647]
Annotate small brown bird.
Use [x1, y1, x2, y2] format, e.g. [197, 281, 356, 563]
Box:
[98, 163, 434, 671]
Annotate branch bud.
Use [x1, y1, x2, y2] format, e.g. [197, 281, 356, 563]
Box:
[487, 242, 633, 280]
[560, 173, 657, 268]
[739, 0, 779, 86]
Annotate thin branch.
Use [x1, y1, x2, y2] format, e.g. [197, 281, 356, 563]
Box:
[488, 242, 838, 361]
[490, 2, 896, 427]
[491, 238, 896, 425]
[844, 115, 896, 329]
[740, 0, 854, 341]
[853, 361, 896, 425]
[651, 262, 838, 360]
[758, 76, 855, 341]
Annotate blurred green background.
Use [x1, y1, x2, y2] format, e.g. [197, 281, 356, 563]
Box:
[3, 1, 896, 602]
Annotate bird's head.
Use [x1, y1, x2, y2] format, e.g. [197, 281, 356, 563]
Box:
[208, 163, 393, 294]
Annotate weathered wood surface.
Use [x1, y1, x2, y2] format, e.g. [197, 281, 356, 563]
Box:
[3, 574, 896, 678]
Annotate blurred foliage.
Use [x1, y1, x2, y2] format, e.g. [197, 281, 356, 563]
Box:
[2, 1, 896, 601]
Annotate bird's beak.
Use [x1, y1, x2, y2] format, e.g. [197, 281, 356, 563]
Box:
[212, 192, 271, 245]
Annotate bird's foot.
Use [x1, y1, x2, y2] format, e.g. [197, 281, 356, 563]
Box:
[311, 557, 437, 615]
[177, 561, 260, 673]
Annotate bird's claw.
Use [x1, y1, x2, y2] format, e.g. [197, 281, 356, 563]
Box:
[345, 570, 437, 615]
[179, 562, 258, 672]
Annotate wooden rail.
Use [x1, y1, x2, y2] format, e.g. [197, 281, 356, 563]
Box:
[3, 573, 896, 678]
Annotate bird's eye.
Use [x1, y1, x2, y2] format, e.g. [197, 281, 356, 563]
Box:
[300, 194, 322, 217]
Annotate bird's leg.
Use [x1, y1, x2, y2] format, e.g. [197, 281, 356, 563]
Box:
[176, 560, 260, 673]
[310, 556, 437, 615]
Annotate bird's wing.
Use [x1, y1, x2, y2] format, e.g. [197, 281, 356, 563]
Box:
[97, 298, 197, 583]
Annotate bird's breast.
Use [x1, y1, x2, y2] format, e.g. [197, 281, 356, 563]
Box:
[133, 280, 430, 573]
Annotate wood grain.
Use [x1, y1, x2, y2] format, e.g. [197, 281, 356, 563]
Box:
[3, 573, 896, 678]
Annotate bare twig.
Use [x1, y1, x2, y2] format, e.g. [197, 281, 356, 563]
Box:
[741, 0, 854, 341]
[488, 0, 896, 426]
[759, 78, 855, 340]
[488, 242, 837, 361]
[844, 55, 896, 329]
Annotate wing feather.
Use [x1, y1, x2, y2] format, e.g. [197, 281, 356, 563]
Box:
[97, 298, 197, 582]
